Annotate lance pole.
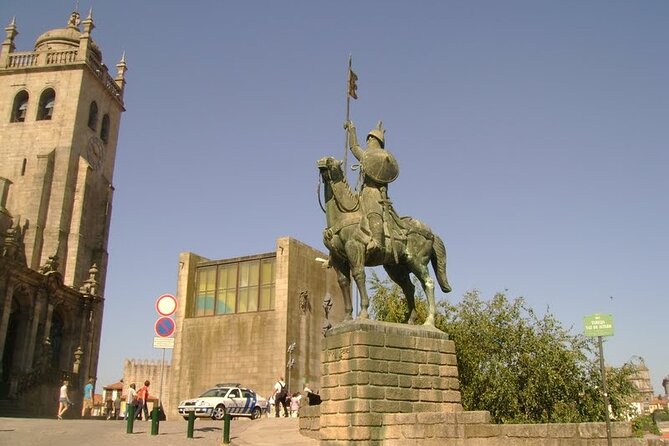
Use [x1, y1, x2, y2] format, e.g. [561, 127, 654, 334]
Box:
[344, 54, 354, 170]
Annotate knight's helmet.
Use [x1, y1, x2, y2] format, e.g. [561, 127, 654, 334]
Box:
[367, 121, 385, 148]
[361, 120, 398, 184]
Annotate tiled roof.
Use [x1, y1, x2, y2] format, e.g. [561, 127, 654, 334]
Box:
[103, 381, 124, 390]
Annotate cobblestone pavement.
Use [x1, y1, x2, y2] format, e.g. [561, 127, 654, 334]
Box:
[0, 416, 317, 446]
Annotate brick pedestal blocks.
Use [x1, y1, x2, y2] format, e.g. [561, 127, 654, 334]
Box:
[300, 319, 648, 445]
[318, 319, 461, 444]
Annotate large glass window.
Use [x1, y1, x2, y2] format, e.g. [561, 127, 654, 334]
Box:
[238, 261, 259, 313]
[194, 266, 216, 316]
[216, 264, 237, 315]
[259, 258, 275, 311]
[192, 257, 275, 317]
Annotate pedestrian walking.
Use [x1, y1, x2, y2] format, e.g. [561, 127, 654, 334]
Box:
[124, 383, 137, 420]
[82, 378, 94, 417]
[136, 380, 150, 420]
[113, 394, 121, 420]
[272, 377, 289, 418]
[57, 380, 71, 420]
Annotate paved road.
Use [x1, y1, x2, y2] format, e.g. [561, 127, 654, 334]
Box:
[0, 416, 318, 446]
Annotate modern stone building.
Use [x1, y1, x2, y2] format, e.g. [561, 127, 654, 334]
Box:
[0, 10, 126, 415]
[164, 237, 344, 417]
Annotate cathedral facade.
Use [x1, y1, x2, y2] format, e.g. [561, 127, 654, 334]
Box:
[0, 10, 126, 416]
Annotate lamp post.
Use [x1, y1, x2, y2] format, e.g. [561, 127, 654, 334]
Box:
[73, 346, 83, 374]
[286, 342, 296, 394]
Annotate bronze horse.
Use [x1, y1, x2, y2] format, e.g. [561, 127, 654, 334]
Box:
[317, 156, 451, 326]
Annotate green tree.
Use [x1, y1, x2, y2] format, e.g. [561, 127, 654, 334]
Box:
[368, 281, 639, 424]
[368, 271, 424, 323]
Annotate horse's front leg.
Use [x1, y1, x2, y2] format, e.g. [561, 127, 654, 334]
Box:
[331, 259, 353, 320]
[346, 241, 369, 319]
[354, 273, 370, 319]
[352, 270, 369, 319]
[338, 278, 353, 321]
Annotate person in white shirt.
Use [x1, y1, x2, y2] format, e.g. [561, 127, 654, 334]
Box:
[272, 377, 288, 417]
[57, 380, 71, 419]
[125, 383, 137, 420]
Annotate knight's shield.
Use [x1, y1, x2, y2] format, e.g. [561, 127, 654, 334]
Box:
[362, 148, 399, 184]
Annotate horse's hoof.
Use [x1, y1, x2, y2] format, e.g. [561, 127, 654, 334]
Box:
[359, 310, 369, 319]
[423, 315, 435, 326]
[344, 314, 353, 321]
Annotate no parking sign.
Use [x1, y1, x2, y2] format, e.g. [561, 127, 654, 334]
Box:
[155, 316, 176, 337]
[154, 294, 177, 349]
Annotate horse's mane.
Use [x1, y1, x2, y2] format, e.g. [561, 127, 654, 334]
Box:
[331, 162, 359, 211]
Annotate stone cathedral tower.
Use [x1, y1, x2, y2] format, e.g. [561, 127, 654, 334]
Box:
[0, 10, 126, 415]
[0, 10, 126, 287]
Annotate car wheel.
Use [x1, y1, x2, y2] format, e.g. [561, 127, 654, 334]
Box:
[212, 404, 226, 420]
[251, 407, 262, 420]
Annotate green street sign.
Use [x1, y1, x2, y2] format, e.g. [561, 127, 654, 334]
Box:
[583, 313, 614, 337]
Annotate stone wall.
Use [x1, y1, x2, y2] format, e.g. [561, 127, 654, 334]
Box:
[300, 404, 321, 440]
[302, 319, 667, 445]
[301, 405, 665, 445]
[317, 320, 461, 444]
[123, 359, 171, 409]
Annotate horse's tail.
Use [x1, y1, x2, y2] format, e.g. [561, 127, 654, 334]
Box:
[431, 233, 452, 293]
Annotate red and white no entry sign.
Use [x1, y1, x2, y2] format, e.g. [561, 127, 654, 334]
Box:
[156, 293, 177, 316]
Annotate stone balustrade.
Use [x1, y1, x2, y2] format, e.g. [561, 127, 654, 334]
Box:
[3, 49, 122, 101]
[6, 52, 38, 68]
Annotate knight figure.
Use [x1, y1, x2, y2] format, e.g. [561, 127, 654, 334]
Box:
[345, 120, 405, 257]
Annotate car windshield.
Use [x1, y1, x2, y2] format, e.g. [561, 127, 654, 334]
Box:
[200, 387, 230, 398]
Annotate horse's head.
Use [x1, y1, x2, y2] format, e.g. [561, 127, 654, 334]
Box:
[317, 156, 345, 183]
[317, 156, 359, 215]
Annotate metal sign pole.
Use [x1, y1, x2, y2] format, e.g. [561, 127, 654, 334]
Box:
[583, 312, 614, 446]
[153, 293, 177, 425]
[159, 347, 165, 409]
[598, 336, 613, 446]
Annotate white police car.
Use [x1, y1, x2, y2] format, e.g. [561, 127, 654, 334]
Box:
[177, 383, 267, 420]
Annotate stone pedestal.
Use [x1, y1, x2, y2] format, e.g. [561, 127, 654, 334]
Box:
[301, 319, 647, 445]
[318, 319, 462, 444]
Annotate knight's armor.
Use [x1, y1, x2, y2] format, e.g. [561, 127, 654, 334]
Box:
[347, 121, 405, 254]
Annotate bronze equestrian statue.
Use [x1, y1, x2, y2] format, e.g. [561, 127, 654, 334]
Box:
[318, 121, 451, 326]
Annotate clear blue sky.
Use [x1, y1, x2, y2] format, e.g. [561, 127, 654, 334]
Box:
[3, 1, 667, 394]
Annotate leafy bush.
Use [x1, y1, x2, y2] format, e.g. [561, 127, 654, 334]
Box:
[653, 409, 669, 422]
[632, 415, 660, 436]
[368, 278, 640, 424]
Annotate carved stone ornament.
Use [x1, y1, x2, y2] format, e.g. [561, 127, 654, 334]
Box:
[299, 290, 311, 314]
